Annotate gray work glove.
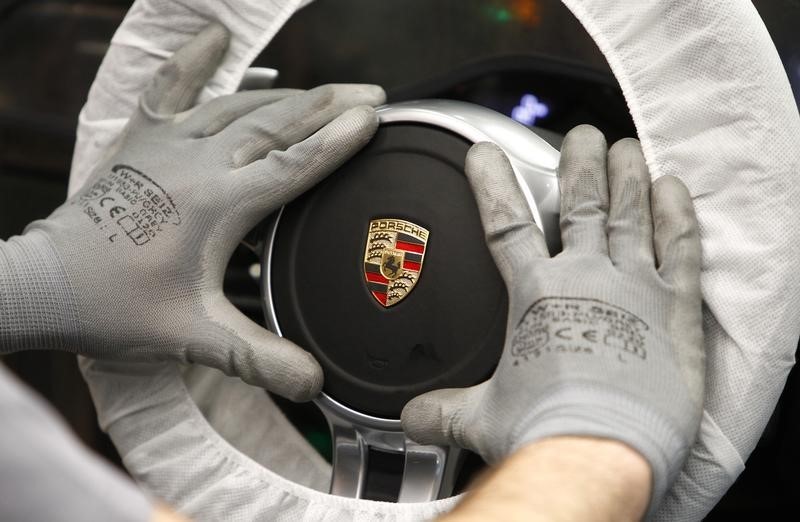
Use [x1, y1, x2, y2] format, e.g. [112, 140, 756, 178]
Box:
[401, 125, 704, 513]
[0, 24, 385, 401]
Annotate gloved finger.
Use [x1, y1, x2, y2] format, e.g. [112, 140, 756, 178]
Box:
[140, 23, 230, 117]
[606, 138, 655, 271]
[180, 89, 303, 137]
[651, 175, 701, 292]
[188, 298, 323, 402]
[233, 105, 379, 225]
[557, 125, 609, 256]
[401, 385, 483, 452]
[464, 142, 549, 285]
[219, 83, 385, 168]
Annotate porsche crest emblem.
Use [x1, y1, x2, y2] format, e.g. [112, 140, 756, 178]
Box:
[364, 218, 429, 307]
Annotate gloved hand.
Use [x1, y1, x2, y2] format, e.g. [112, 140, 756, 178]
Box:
[401, 125, 704, 512]
[0, 24, 386, 401]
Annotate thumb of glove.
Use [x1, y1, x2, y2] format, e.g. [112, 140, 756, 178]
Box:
[401, 383, 488, 453]
[187, 297, 323, 402]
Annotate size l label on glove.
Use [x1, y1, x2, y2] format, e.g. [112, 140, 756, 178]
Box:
[75, 165, 180, 246]
[511, 298, 649, 364]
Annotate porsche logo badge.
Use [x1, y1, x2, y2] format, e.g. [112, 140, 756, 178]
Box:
[364, 218, 429, 307]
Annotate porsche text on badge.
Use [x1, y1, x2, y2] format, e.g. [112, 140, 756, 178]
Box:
[363, 218, 429, 307]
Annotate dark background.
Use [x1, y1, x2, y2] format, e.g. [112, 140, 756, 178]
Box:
[1, 0, 799, 518]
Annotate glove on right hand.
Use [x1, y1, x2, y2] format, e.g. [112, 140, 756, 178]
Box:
[402, 126, 704, 514]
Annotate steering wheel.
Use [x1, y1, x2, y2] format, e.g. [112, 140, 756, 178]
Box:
[74, 0, 800, 520]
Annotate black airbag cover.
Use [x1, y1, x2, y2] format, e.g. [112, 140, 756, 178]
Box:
[271, 123, 507, 418]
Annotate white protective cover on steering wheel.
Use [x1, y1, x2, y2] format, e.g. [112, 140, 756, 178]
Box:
[73, 1, 800, 521]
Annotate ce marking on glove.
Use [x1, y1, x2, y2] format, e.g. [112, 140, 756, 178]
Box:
[97, 196, 127, 243]
[554, 327, 599, 343]
[98, 196, 126, 219]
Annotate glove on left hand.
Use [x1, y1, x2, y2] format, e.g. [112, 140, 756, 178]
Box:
[0, 24, 385, 401]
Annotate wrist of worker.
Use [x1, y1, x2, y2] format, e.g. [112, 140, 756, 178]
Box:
[442, 436, 651, 522]
[508, 381, 689, 518]
[0, 227, 82, 354]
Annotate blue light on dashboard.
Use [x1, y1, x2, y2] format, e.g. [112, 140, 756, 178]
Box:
[511, 94, 549, 126]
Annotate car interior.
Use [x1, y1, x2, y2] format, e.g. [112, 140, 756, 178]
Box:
[1, 0, 799, 518]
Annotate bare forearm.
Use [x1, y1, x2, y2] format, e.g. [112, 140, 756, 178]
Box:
[442, 436, 652, 522]
[151, 505, 190, 522]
